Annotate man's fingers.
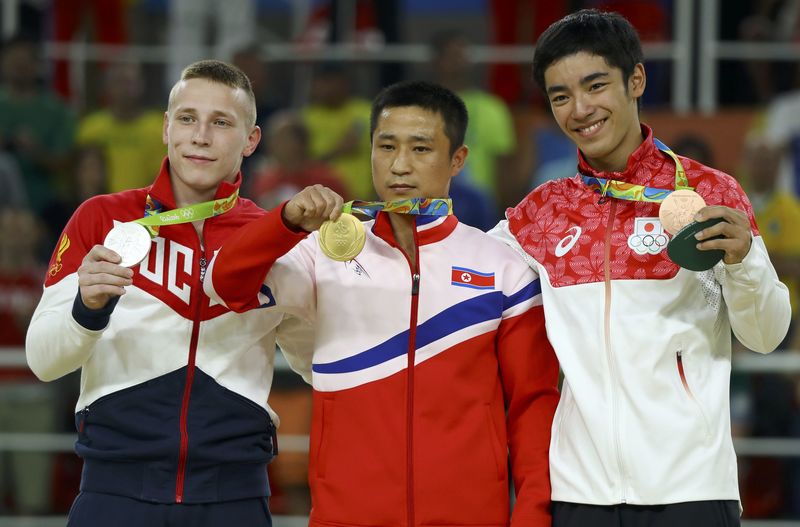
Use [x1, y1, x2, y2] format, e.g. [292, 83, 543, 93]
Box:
[85, 244, 124, 265]
[695, 205, 749, 227]
[79, 271, 133, 288]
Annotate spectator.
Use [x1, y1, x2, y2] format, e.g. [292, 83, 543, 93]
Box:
[250, 111, 346, 211]
[0, 205, 56, 515]
[231, 43, 280, 186]
[166, 0, 257, 91]
[0, 35, 76, 216]
[302, 63, 373, 200]
[76, 62, 165, 193]
[431, 30, 518, 207]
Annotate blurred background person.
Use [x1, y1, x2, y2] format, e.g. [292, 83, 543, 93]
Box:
[75, 62, 164, 193]
[0, 35, 76, 226]
[166, 0, 257, 91]
[302, 63, 372, 200]
[250, 111, 345, 211]
[0, 206, 57, 515]
[231, 43, 281, 190]
[430, 30, 518, 209]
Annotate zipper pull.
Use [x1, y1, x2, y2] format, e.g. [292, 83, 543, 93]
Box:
[199, 256, 207, 283]
[411, 273, 420, 296]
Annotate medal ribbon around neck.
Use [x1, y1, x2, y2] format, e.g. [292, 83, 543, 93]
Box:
[581, 138, 691, 203]
[136, 190, 239, 236]
[343, 198, 452, 218]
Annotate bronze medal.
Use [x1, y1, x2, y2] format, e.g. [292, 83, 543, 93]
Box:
[103, 222, 152, 268]
[319, 213, 366, 261]
[658, 189, 706, 235]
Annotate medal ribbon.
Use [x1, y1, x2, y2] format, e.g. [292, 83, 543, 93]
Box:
[342, 198, 452, 218]
[135, 191, 239, 236]
[582, 138, 691, 203]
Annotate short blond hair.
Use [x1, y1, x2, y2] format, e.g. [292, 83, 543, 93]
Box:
[168, 59, 257, 127]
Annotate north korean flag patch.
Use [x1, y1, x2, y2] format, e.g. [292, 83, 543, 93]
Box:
[451, 266, 495, 290]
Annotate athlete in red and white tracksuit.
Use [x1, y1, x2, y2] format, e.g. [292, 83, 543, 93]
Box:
[204, 206, 560, 527]
[491, 126, 791, 510]
[26, 160, 309, 519]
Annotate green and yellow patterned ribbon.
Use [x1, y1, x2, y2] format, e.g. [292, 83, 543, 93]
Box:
[344, 198, 452, 218]
[137, 190, 239, 236]
[582, 139, 691, 203]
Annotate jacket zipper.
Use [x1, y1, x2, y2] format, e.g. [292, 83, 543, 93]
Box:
[174, 248, 207, 503]
[602, 200, 628, 503]
[406, 231, 421, 527]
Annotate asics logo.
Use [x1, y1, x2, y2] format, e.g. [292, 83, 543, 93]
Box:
[555, 226, 582, 257]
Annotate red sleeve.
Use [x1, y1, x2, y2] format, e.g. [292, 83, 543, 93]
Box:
[498, 306, 560, 526]
[207, 203, 308, 312]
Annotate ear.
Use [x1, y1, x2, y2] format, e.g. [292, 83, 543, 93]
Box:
[629, 63, 646, 99]
[242, 125, 262, 157]
[162, 111, 169, 145]
[450, 144, 468, 177]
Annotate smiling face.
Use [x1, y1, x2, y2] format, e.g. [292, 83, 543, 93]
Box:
[544, 51, 646, 172]
[163, 78, 260, 204]
[371, 105, 466, 202]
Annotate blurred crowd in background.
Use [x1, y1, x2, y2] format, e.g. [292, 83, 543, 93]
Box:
[1, 0, 800, 521]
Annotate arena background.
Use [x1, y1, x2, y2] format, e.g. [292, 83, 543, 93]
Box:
[0, 0, 799, 525]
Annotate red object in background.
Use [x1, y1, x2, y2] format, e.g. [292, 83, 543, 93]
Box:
[51, 0, 128, 100]
[0, 272, 41, 381]
[489, 0, 567, 106]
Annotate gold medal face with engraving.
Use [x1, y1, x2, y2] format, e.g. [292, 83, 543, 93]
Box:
[319, 213, 366, 261]
[658, 189, 706, 235]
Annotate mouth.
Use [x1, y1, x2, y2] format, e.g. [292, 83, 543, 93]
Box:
[185, 154, 215, 163]
[574, 118, 607, 137]
[389, 183, 415, 191]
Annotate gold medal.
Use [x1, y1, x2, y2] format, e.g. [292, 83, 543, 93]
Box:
[319, 213, 366, 261]
[658, 189, 706, 235]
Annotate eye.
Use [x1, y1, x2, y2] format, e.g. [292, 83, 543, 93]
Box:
[550, 95, 568, 105]
[378, 143, 394, 151]
[413, 146, 431, 153]
[214, 119, 231, 127]
[178, 115, 195, 124]
[589, 82, 606, 91]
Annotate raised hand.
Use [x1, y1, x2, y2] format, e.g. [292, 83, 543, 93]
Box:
[282, 184, 345, 233]
[77, 245, 134, 310]
[694, 205, 752, 265]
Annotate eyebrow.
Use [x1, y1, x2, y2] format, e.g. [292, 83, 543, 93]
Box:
[376, 132, 434, 142]
[546, 71, 610, 95]
[174, 107, 237, 121]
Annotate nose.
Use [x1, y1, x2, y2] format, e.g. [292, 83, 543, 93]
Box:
[572, 92, 595, 121]
[192, 122, 211, 146]
[390, 147, 411, 175]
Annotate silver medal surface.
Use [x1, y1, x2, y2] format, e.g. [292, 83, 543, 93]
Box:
[103, 222, 152, 268]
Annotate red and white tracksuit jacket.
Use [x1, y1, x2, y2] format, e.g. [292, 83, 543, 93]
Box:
[491, 125, 791, 507]
[26, 159, 307, 503]
[205, 208, 560, 526]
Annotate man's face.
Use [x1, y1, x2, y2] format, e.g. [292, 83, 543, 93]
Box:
[371, 105, 466, 202]
[544, 52, 645, 172]
[163, 78, 260, 199]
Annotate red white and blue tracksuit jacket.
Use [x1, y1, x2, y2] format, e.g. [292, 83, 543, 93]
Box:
[25, 159, 306, 503]
[204, 208, 560, 527]
[491, 126, 791, 507]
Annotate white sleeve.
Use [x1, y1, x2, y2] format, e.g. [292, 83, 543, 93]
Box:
[718, 235, 792, 353]
[26, 275, 104, 382]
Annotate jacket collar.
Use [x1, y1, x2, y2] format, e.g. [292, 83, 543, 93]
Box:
[372, 211, 459, 248]
[147, 156, 243, 210]
[576, 124, 675, 188]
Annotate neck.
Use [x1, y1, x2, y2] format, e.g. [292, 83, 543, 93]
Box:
[587, 124, 645, 173]
[388, 213, 417, 265]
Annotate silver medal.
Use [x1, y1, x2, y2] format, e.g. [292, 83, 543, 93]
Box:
[103, 222, 152, 268]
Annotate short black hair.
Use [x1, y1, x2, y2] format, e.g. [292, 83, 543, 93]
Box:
[532, 9, 643, 97]
[370, 80, 468, 156]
